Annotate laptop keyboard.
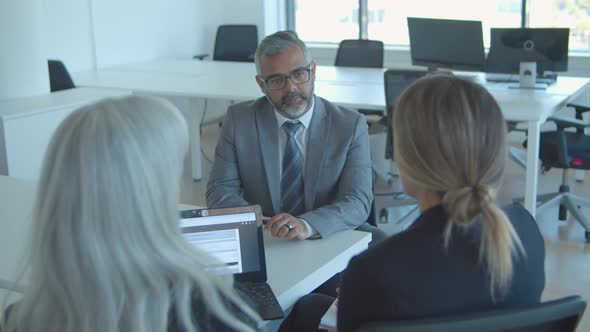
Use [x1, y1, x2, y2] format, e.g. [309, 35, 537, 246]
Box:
[235, 282, 284, 320]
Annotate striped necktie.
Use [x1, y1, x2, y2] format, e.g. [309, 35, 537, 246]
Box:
[280, 121, 305, 216]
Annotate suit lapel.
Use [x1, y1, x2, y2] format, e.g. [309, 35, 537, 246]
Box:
[255, 99, 281, 214]
[304, 96, 329, 211]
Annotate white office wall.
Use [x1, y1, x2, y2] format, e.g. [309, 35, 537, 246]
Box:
[263, 0, 287, 36]
[212, 0, 265, 33]
[42, 0, 96, 73]
[91, 0, 202, 68]
[42, 0, 217, 72]
[0, 0, 50, 100]
[38, 0, 287, 74]
[206, 0, 286, 43]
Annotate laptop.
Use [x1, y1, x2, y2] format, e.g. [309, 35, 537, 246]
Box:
[179, 205, 284, 320]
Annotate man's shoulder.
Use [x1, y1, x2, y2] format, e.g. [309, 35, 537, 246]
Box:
[316, 96, 364, 124]
[315, 97, 366, 134]
[228, 97, 268, 113]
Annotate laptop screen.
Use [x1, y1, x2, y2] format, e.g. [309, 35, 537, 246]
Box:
[179, 206, 265, 281]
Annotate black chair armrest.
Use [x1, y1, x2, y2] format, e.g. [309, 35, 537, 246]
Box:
[193, 53, 209, 60]
[547, 116, 590, 131]
[507, 120, 528, 133]
[567, 102, 590, 119]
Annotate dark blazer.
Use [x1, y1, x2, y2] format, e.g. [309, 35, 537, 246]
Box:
[4, 293, 260, 332]
[206, 95, 373, 237]
[337, 204, 545, 332]
[168, 293, 260, 332]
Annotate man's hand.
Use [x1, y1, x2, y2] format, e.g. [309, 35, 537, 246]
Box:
[264, 213, 308, 240]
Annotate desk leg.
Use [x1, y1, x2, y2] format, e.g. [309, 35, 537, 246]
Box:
[524, 121, 541, 216]
[190, 98, 202, 180]
[137, 94, 203, 180]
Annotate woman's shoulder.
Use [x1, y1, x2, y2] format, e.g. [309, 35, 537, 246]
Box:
[502, 204, 543, 239]
[345, 221, 437, 279]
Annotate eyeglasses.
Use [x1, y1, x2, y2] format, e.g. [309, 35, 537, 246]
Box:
[260, 64, 312, 91]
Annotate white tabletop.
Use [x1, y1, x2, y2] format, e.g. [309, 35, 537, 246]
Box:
[105, 59, 385, 84]
[0, 176, 370, 314]
[74, 59, 590, 115]
[0, 87, 131, 119]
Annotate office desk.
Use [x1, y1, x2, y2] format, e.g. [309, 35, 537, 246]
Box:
[0, 88, 131, 180]
[74, 59, 590, 216]
[0, 175, 370, 329]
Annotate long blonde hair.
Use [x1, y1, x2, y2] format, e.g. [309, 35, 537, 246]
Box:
[393, 75, 525, 300]
[3, 96, 259, 331]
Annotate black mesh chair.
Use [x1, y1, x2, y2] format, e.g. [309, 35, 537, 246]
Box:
[334, 39, 384, 118]
[383, 69, 427, 159]
[357, 295, 586, 332]
[47, 59, 75, 92]
[194, 25, 258, 62]
[335, 39, 384, 69]
[515, 103, 590, 241]
[376, 70, 427, 223]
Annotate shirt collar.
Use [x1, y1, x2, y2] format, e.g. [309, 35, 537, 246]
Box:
[274, 95, 315, 129]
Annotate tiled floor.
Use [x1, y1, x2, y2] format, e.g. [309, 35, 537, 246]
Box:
[183, 114, 590, 331]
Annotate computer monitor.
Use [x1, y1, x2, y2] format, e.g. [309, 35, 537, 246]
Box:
[486, 28, 569, 75]
[407, 17, 485, 72]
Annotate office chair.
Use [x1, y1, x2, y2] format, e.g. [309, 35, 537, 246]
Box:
[193, 25, 258, 62]
[335, 39, 384, 69]
[47, 59, 75, 92]
[356, 295, 586, 332]
[515, 103, 590, 241]
[376, 70, 427, 223]
[334, 39, 385, 118]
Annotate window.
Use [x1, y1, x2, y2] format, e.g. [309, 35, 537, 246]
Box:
[287, 0, 590, 51]
[367, 0, 521, 47]
[529, 0, 590, 50]
[291, 0, 359, 43]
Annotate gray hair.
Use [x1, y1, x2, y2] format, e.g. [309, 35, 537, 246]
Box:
[255, 30, 313, 74]
[3, 96, 259, 332]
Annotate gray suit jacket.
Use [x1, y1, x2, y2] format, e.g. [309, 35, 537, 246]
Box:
[206, 95, 372, 237]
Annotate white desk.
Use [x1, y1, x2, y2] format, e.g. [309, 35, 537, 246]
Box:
[74, 60, 386, 109]
[0, 88, 131, 180]
[0, 175, 370, 327]
[0, 176, 35, 294]
[74, 59, 590, 216]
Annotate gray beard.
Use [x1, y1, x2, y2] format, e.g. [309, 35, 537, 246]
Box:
[266, 91, 314, 120]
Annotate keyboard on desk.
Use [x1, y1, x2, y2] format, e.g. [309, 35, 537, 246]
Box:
[235, 281, 284, 320]
[485, 74, 556, 85]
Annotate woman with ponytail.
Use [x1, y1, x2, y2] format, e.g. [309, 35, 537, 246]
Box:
[279, 74, 545, 332]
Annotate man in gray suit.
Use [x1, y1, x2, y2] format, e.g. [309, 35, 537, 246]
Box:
[207, 30, 374, 241]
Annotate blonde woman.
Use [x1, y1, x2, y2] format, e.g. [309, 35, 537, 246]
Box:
[2, 96, 260, 332]
[279, 75, 545, 332]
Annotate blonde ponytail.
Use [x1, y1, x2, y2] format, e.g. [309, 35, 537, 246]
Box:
[443, 185, 525, 300]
